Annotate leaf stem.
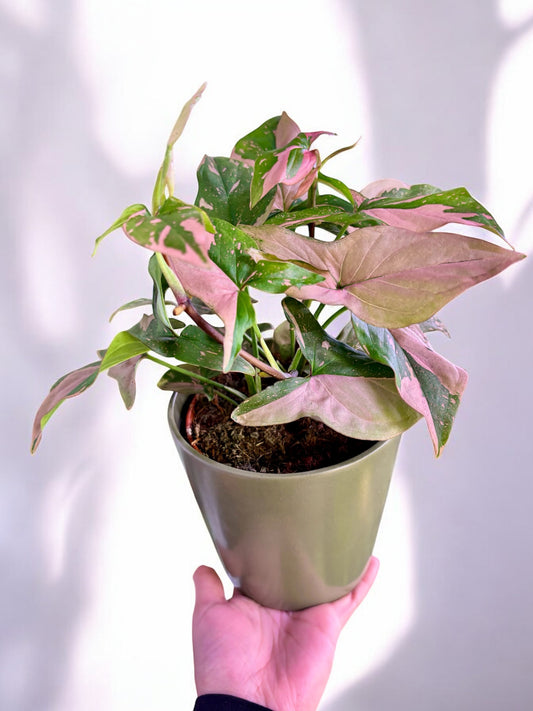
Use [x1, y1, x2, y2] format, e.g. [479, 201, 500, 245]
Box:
[253, 323, 283, 373]
[145, 354, 246, 402]
[184, 303, 286, 380]
[321, 307, 348, 330]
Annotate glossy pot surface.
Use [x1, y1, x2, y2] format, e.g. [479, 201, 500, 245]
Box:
[168, 393, 400, 610]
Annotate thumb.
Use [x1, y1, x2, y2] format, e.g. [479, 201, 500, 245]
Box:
[193, 565, 226, 611]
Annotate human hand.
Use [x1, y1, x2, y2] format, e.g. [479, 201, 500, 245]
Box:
[192, 557, 379, 711]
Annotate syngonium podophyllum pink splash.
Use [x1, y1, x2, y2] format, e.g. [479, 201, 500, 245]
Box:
[32, 85, 525, 457]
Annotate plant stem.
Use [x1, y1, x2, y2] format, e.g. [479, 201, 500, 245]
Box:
[253, 323, 283, 373]
[313, 303, 326, 320]
[145, 354, 246, 403]
[321, 306, 348, 330]
[184, 303, 286, 380]
[288, 348, 303, 373]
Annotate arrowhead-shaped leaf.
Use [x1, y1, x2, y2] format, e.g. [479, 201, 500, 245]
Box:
[351, 317, 467, 454]
[282, 297, 393, 378]
[232, 374, 419, 441]
[108, 355, 144, 409]
[31, 362, 101, 452]
[246, 224, 526, 328]
[195, 155, 276, 225]
[122, 197, 214, 265]
[353, 182, 507, 240]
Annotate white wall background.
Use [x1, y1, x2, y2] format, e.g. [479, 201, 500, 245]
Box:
[2, 1, 532, 709]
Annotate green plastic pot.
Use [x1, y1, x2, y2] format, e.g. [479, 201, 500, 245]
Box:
[168, 392, 400, 610]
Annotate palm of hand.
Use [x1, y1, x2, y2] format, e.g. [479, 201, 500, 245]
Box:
[193, 560, 378, 711]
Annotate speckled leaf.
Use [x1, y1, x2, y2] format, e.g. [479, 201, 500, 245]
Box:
[108, 355, 144, 409]
[174, 326, 255, 374]
[353, 182, 507, 240]
[122, 197, 213, 264]
[246, 224, 526, 328]
[208, 218, 324, 294]
[231, 115, 282, 161]
[195, 155, 276, 225]
[127, 314, 179, 358]
[232, 374, 419, 441]
[31, 362, 101, 452]
[282, 298, 392, 378]
[351, 317, 467, 454]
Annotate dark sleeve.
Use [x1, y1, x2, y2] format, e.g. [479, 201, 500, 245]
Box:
[194, 694, 273, 711]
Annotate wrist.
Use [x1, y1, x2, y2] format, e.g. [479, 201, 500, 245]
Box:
[194, 694, 273, 711]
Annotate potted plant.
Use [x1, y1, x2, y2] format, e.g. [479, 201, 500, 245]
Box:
[32, 85, 524, 609]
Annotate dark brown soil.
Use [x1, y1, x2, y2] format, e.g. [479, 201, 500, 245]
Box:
[183, 377, 375, 473]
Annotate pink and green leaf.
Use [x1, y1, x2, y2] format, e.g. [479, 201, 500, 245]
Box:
[232, 374, 420, 441]
[282, 297, 392, 378]
[31, 362, 101, 452]
[246, 224, 525, 328]
[209, 218, 324, 294]
[351, 317, 467, 454]
[108, 355, 144, 409]
[93, 203, 149, 255]
[122, 197, 214, 265]
[353, 182, 507, 241]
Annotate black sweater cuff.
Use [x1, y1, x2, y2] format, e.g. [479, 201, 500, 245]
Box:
[194, 693, 273, 711]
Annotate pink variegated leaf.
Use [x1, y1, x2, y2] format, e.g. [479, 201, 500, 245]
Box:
[251, 145, 319, 206]
[353, 182, 508, 241]
[232, 374, 420, 441]
[108, 355, 144, 410]
[122, 197, 214, 266]
[31, 362, 101, 452]
[352, 316, 467, 454]
[245, 224, 525, 328]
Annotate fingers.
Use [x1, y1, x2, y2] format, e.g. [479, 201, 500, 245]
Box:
[193, 565, 226, 609]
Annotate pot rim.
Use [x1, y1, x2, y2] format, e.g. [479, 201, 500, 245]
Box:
[168, 392, 400, 481]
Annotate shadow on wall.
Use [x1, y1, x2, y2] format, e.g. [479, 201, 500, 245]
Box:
[324, 2, 533, 710]
[0, 1, 147, 709]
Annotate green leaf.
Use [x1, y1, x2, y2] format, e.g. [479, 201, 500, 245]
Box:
[93, 204, 149, 255]
[351, 317, 467, 454]
[195, 155, 276, 226]
[174, 326, 255, 374]
[318, 172, 355, 205]
[265, 205, 346, 227]
[209, 218, 324, 294]
[232, 116, 281, 160]
[148, 253, 172, 328]
[231, 291, 255, 367]
[109, 298, 163, 322]
[282, 298, 393, 378]
[99, 332, 150, 371]
[127, 314, 179, 358]
[157, 366, 208, 395]
[246, 259, 324, 293]
[208, 219, 258, 287]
